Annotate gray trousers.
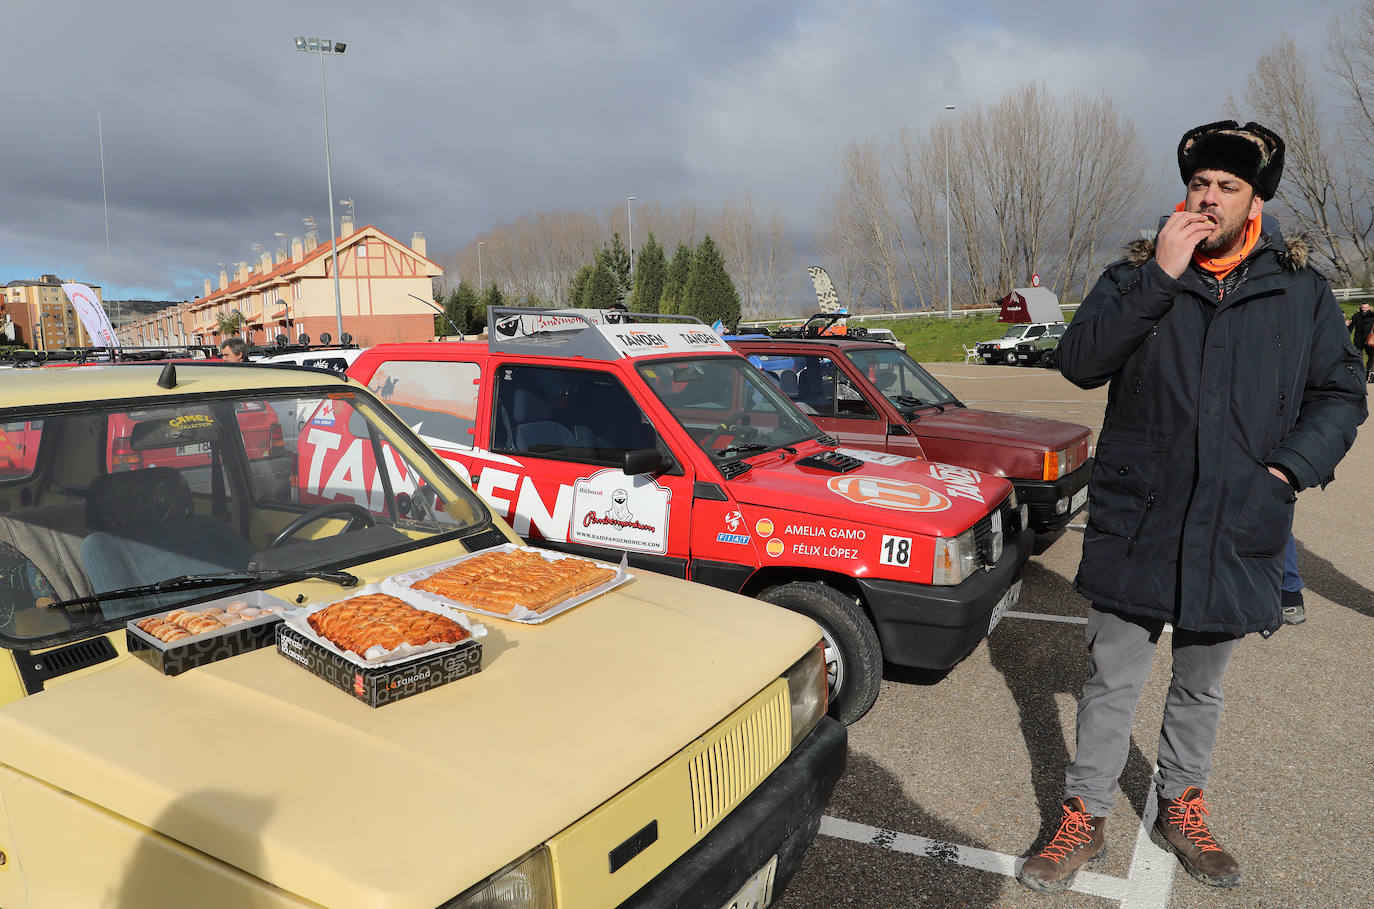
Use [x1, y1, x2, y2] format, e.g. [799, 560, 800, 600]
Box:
[1064, 607, 1241, 818]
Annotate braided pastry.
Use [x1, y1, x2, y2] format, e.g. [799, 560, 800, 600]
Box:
[306, 593, 469, 658]
[413, 550, 614, 614]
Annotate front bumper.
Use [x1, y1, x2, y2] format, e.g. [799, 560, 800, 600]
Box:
[622, 717, 846, 908]
[1014, 458, 1093, 533]
[859, 522, 1033, 670]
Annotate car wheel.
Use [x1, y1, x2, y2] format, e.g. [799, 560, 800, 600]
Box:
[758, 581, 882, 725]
[1041, 349, 1059, 369]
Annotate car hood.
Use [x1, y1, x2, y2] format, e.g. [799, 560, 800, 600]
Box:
[913, 407, 1089, 450]
[0, 568, 819, 908]
[724, 448, 1011, 537]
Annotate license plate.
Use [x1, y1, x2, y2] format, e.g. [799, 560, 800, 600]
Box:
[1070, 485, 1088, 514]
[988, 579, 1022, 635]
[176, 442, 211, 456]
[720, 854, 778, 909]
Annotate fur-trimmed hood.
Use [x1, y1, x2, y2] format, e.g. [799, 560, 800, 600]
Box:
[1123, 215, 1310, 272]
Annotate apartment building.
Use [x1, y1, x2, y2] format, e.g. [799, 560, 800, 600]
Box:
[2, 275, 100, 351]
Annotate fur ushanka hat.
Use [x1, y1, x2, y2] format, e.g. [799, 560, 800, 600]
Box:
[1177, 120, 1285, 200]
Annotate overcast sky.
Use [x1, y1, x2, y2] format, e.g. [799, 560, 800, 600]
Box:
[0, 0, 1353, 302]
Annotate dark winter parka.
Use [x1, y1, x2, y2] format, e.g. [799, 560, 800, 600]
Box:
[1058, 217, 1367, 635]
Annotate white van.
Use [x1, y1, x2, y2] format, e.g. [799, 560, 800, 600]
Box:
[255, 346, 365, 372]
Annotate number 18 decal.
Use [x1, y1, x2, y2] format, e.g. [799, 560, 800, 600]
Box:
[880, 534, 912, 567]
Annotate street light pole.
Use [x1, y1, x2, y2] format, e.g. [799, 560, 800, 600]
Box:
[295, 36, 348, 342]
[627, 196, 636, 271]
[477, 242, 485, 290]
[944, 104, 956, 318]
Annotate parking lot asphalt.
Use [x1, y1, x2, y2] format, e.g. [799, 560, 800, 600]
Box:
[776, 363, 1374, 909]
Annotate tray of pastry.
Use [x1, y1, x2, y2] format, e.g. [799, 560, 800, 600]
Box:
[281, 584, 487, 668]
[125, 591, 294, 676]
[384, 544, 630, 623]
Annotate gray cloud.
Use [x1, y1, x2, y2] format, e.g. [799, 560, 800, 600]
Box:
[0, 0, 1353, 301]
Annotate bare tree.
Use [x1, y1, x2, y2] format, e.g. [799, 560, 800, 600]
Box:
[822, 83, 1153, 311]
[712, 194, 798, 318]
[1239, 33, 1367, 280]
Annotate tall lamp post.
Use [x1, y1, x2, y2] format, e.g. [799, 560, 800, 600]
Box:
[943, 104, 956, 318]
[477, 241, 485, 290]
[626, 196, 636, 271]
[294, 36, 348, 342]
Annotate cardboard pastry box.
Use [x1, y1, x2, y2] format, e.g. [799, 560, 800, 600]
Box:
[276, 623, 483, 707]
[125, 591, 292, 676]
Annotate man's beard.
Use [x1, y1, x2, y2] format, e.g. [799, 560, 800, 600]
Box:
[1197, 217, 1244, 254]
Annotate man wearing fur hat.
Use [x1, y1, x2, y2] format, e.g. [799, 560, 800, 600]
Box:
[1018, 121, 1366, 894]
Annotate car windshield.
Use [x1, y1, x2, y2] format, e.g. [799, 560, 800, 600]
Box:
[845, 348, 961, 413]
[637, 356, 820, 462]
[1001, 325, 1030, 339]
[0, 388, 487, 646]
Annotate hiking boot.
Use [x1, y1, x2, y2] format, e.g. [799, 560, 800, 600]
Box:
[1018, 797, 1107, 893]
[1150, 787, 1242, 887]
[1281, 589, 1307, 625]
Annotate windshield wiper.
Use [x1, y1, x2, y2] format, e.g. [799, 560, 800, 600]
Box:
[49, 567, 358, 612]
[893, 394, 931, 408]
[715, 442, 772, 457]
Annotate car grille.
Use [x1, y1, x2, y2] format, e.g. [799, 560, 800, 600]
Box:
[687, 684, 790, 834]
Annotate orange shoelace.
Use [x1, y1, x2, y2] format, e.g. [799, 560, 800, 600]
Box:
[1167, 795, 1224, 853]
[1038, 805, 1096, 863]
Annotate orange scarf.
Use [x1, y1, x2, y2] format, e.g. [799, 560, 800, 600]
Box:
[1173, 201, 1261, 279]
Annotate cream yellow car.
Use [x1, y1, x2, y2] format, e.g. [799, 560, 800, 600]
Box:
[0, 363, 844, 908]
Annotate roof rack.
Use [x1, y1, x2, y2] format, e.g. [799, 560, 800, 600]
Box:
[3, 345, 221, 366]
[768, 312, 873, 340]
[486, 307, 734, 360]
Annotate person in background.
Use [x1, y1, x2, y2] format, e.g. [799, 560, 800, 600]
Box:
[1346, 301, 1374, 381]
[219, 337, 248, 362]
[1018, 120, 1366, 894]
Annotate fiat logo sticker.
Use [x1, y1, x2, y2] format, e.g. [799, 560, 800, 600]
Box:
[826, 475, 951, 512]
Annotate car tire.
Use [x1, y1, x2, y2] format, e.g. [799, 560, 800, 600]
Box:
[1041, 349, 1059, 369]
[758, 581, 882, 725]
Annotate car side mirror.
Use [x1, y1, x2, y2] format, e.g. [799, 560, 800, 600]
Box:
[623, 448, 670, 476]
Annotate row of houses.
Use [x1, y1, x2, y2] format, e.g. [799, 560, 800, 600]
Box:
[122, 219, 444, 349]
[3, 218, 446, 352]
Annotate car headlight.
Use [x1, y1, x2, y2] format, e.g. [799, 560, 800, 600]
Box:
[443, 848, 555, 909]
[933, 528, 978, 586]
[784, 641, 828, 749]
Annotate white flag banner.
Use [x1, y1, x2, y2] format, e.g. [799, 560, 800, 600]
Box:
[61, 283, 120, 348]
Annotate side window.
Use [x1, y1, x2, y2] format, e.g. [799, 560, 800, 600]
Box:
[772, 355, 875, 419]
[365, 360, 480, 450]
[0, 421, 43, 480]
[492, 365, 659, 464]
[1026, 325, 1046, 338]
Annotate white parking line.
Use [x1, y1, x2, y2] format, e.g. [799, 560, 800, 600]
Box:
[1005, 609, 1087, 625]
[819, 795, 1175, 906]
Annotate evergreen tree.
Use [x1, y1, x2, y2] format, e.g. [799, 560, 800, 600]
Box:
[659, 242, 694, 315]
[568, 264, 594, 307]
[443, 282, 479, 335]
[582, 255, 621, 309]
[605, 233, 632, 302]
[481, 283, 505, 331]
[629, 232, 666, 313]
[681, 234, 740, 328]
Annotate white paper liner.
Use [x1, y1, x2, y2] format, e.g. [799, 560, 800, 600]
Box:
[282, 582, 487, 667]
[382, 544, 630, 624]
